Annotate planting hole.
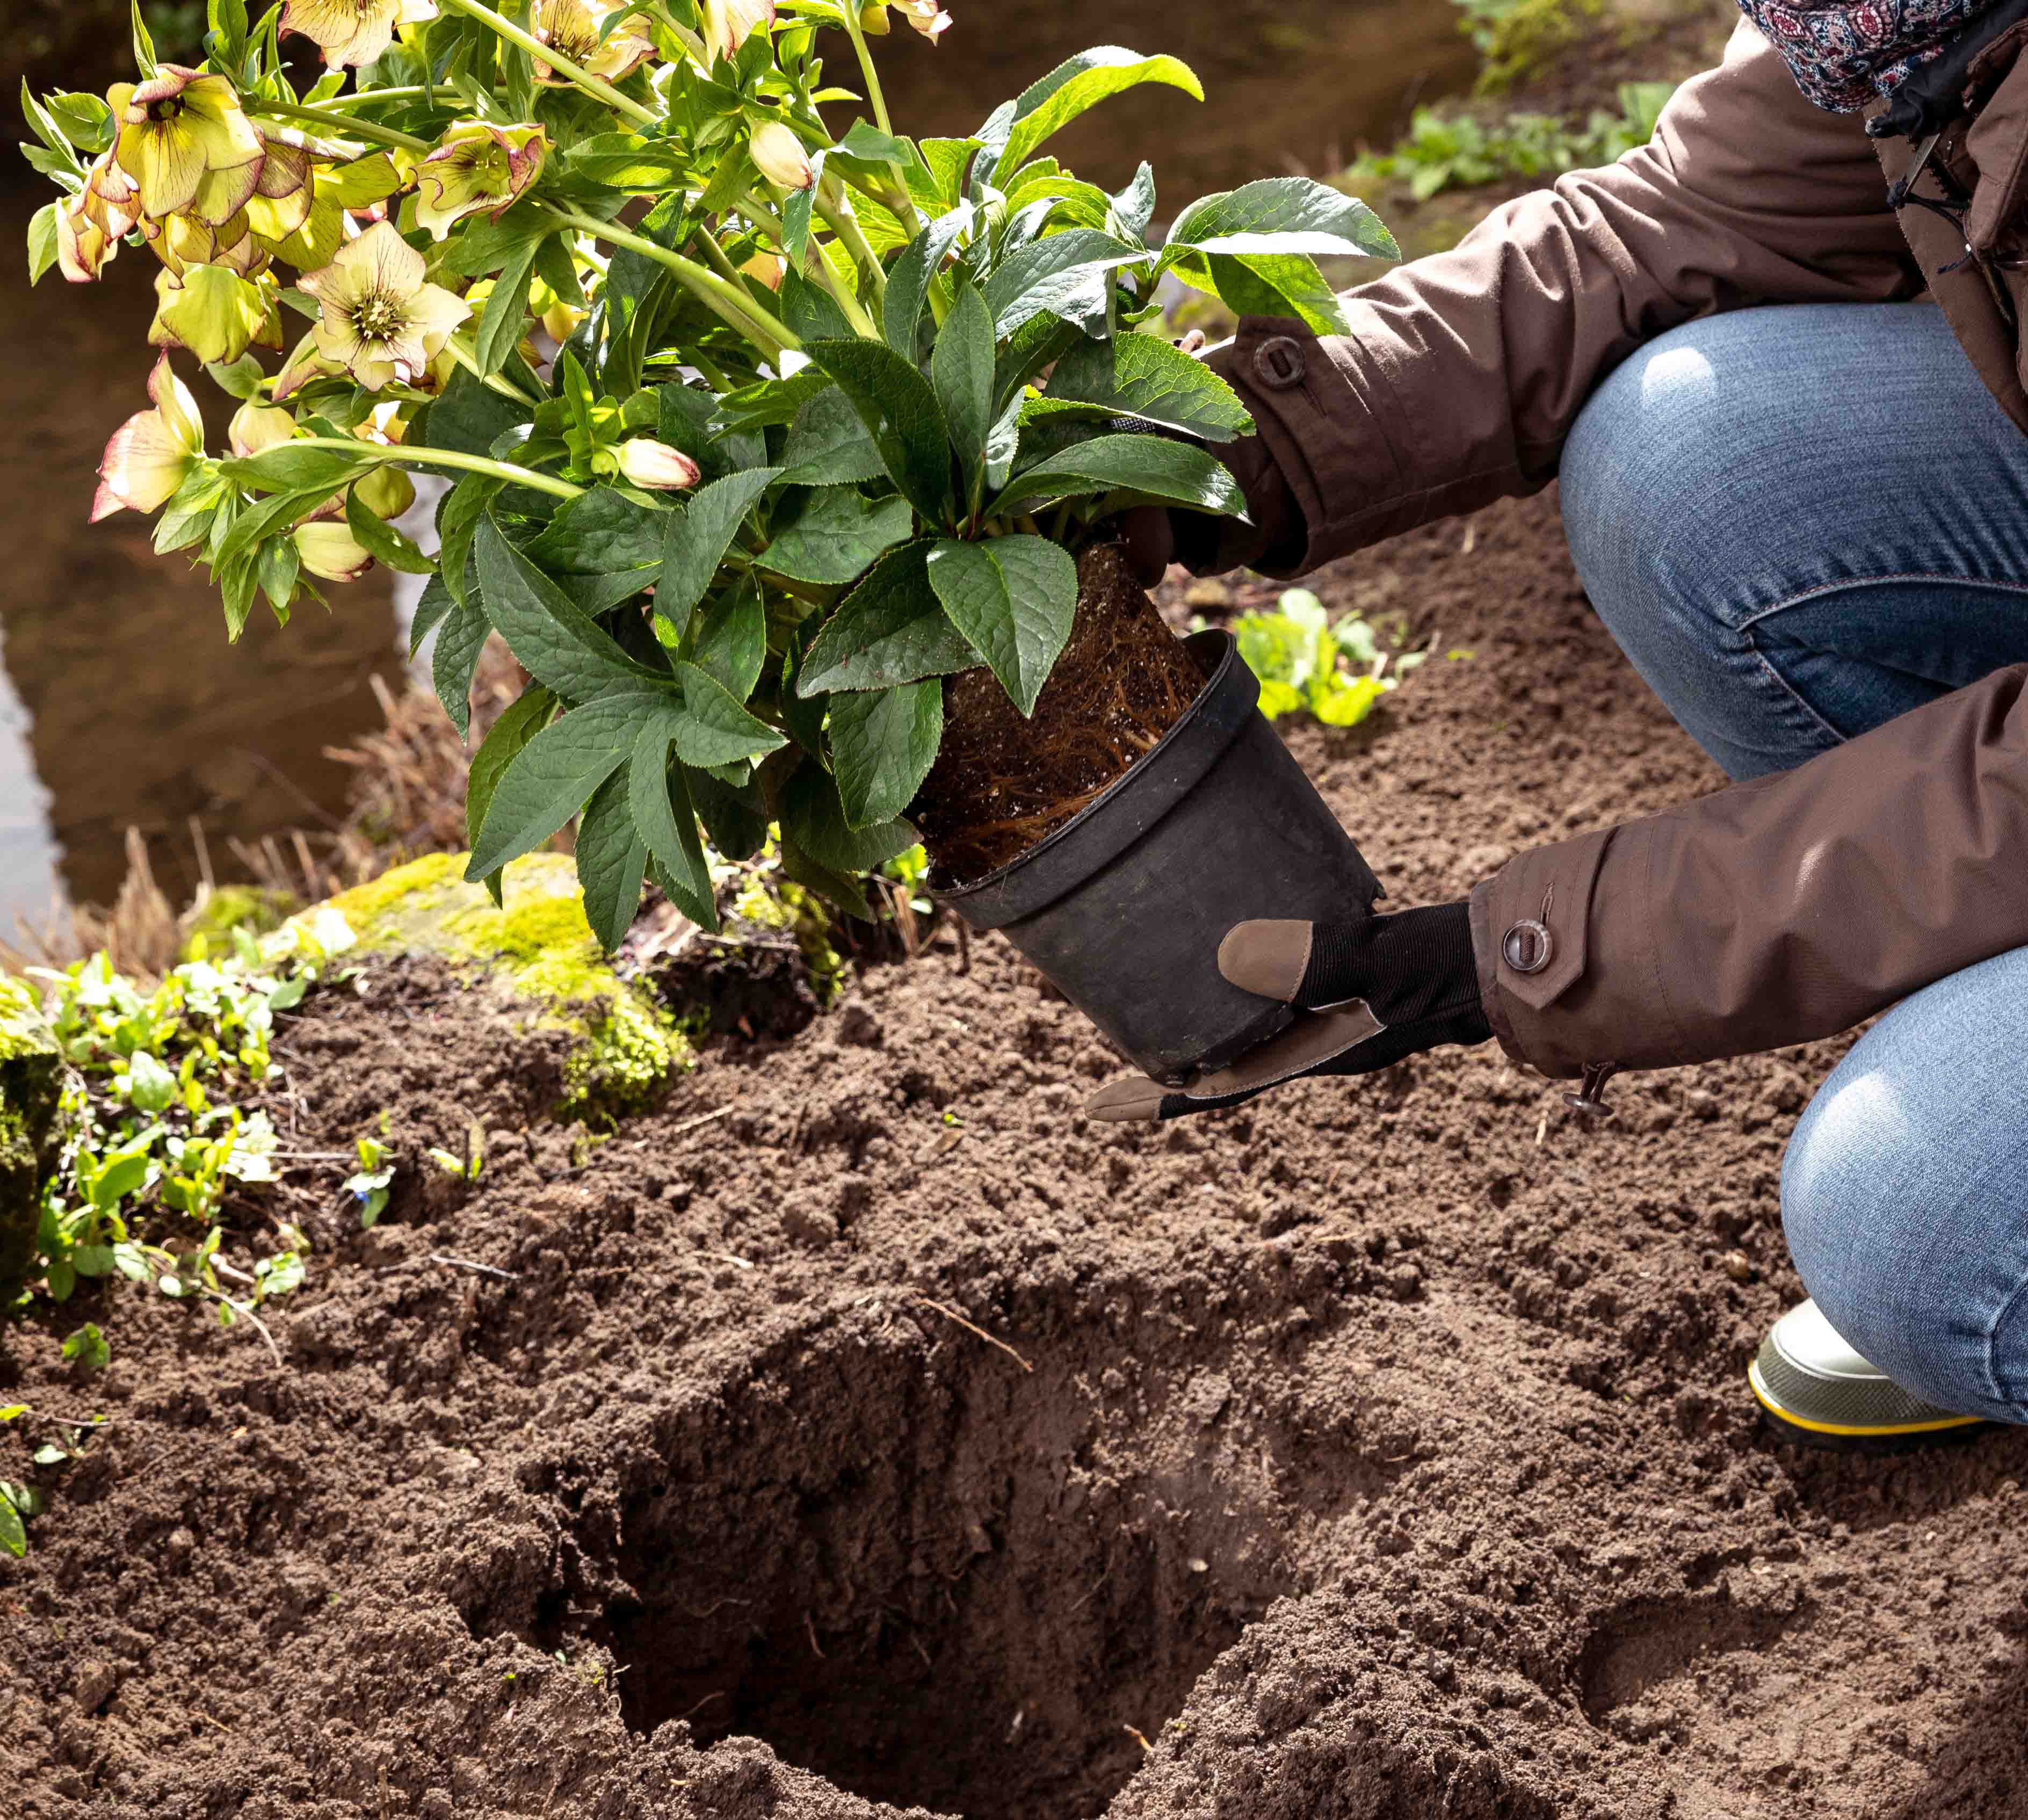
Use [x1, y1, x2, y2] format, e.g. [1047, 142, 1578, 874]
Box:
[557, 1316, 1299, 1818]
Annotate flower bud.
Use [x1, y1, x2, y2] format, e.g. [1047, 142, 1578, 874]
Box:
[354, 463, 416, 521]
[228, 402, 298, 460]
[294, 516, 375, 582]
[749, 120, 814, 191]
[615, 439, 702, 491]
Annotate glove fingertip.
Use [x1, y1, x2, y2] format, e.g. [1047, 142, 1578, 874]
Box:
[1216, 919, 1313, 1003]
[1085, 1075, 1170, 1123]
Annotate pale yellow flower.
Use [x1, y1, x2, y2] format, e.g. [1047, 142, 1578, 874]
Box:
[108, 66, 265, 223]
[614, 440, 701, 490]
[280, 0, 439, 69]
[700, 0, 774, 66]
[57, 155, 139, 283]
[414, 121, 549, 240]
[298, 221, 470, 391]
[530, 0, 657, 82]
[148, 264, 281, 365]
[93, 354, 204, 522]
[749, 120, 813, 191]
[893, 0, 951, 39]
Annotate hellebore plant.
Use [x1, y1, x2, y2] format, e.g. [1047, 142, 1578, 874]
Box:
[22, 0, 1395, 940]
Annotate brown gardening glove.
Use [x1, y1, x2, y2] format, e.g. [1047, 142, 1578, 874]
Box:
[1114, 332, 1307, 587]
[1085, 902, 1493, 1122]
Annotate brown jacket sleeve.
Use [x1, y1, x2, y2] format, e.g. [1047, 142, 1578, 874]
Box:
[1468, 665, 2028, 1079]
[1213, 20, 1923, 575]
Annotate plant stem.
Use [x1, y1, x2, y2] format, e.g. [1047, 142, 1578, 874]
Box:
[324, 85, 431, 107]
[444, 336, 539, 407]
[737, 192, 880, 338]
[434, 0, 659, 124]
[815, 191, 889, 307]
[838, 5, 893, 137]
[293, 439, 584, 501]
[545, 208, 802, 359]
[244, 99, 432, 154]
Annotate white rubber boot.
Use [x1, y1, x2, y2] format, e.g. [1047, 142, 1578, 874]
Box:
[1749, 1300, 1988, 1450]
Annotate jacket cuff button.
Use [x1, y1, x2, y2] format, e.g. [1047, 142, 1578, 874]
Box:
[1254, 336, 1307, 389]
[1502, 918, 1553, 975]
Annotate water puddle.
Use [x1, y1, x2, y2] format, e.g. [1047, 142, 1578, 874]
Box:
[0, 0, 1471, 923]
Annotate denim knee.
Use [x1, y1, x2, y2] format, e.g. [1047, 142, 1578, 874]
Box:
[1779, 949, 2028, 1423]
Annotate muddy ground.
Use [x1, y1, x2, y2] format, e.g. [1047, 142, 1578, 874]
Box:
[8, 488, 2028, 1820]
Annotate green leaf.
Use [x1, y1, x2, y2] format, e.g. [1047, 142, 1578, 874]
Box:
[523, 488, 667, 574]
[475, 234, 540, 376]
[130, 0, 158, 75]
[780, 386, 887, 486]
[690, 582, 766, 700]
[1175, 250, 1352, 338]
[760, 489, 914, 586]
[220, 444, 372, 494]
[802, 339, 952, 522]
[1043, 333, 1254, 443]
[629, 721, 714, 926]
[422, 365, 534, 457]
[656, 468, 780, 640]
[344, 492, 435, 576]
[465, 684, 558, 903]
[933, 280, 995, 507]
[925, 536, 1075, 716]
[671, 663, 787, 768]
[688, 765, 768, 862]
[436, 472, 502, 607]
[575, 767, 648, 950]
[991, 433, 1244, 518]
[432, 591, 491, 739]
[467, 691, 656, 880]
[1112, 162, 1157, 238]
[62, 1322, 110, 1373]
[1165, 178, 1398, 260]
[567, 135, 689, 190]
[799, 543, 980, 694]
[988, 50, 1203, 182]
[0, 1493, 24, 1558]
[777, 834, 874, 920]
[984, 229, 1148, 337]
[126, 1050, 176, 1114]
[883, 205, 973, 358]
[26, 202, 59, 286]
[780, 762, 918, 874]
[830, 681, 943, 829]
[476, 517, 663, 702]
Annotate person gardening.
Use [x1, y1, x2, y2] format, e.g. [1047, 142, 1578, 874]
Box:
[1096, 0, 2028, 1451]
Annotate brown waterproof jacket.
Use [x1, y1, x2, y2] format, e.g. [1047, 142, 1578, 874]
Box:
[1213, 18, 2028, 1087]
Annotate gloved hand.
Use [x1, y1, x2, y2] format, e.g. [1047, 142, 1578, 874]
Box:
[1085, 902, 1493, 1122]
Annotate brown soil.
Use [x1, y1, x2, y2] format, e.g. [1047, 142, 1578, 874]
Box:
[9, 489, 2028, 1820]
[911, 545, 1209, 885]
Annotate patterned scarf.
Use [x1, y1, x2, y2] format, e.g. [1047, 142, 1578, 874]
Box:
[1739, 0, 1996, 110]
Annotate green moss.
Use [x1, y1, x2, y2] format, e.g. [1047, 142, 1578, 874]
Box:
[308, 853, 691, 1122]
[731, 868, 845, 1008]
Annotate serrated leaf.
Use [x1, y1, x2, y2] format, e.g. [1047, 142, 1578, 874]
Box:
[575, 766, 648, 949]
[1165, 177, 1398, 260]
[467, 691, 655, 880]
[656, 467, 780, 640]
[221, 444, 372, 493]
[476, 517, 663, 702]
[475, 235, 540, 376]
[988, 50, 1203, 182]
[984, 229, 1148, 337]
[1112, 163, 1157, 239]
[760, 489, 914, 586]
[780, 386, 887, 486]
[777, 833, 873, 920]
[465, 684, 557, 902]
[690, 582, 766, 700]
[933, 280, 995, 509]
[802, 339, 952, 522]
[432, 592, 491, 738]
[631, 726, 715, 928]
[344, 492, 435, 575]
[991, 432, 1244, 518]
[925, 535, 1075, 716]
[883, 204, 973, 358]
[523, 488, 667, 574]
[780, 762, 918, 874]
[1042, 333, 1253, 443]
[830, 680, 944, 828]
[688, 765, 768, 862]
[1176, 250, 1352, 338]
[672, 662, 787, 767]
[799, 542, 980, 693]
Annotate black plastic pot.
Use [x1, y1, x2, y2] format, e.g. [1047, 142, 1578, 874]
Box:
[939, 630, 1380, 1086]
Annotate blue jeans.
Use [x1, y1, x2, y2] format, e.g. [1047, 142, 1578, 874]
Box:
[1560, 302, 2028, 1421]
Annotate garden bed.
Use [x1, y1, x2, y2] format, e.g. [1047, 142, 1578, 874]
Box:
[9, 489, 2028, 1819]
